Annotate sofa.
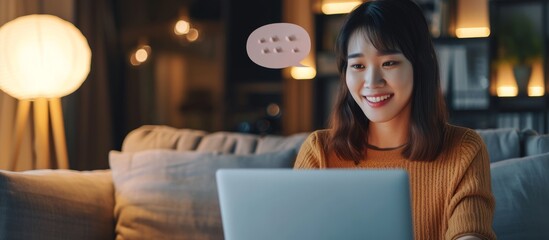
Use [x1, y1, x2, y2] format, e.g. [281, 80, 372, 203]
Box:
[0, 125, 548, 240]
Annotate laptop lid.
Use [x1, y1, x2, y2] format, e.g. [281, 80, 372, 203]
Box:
[216, 169, 414, 240]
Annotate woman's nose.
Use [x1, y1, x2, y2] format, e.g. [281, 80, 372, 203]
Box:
[363, 67, 385, 88]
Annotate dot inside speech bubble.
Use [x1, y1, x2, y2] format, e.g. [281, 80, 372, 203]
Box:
[246, 23, 311, 69]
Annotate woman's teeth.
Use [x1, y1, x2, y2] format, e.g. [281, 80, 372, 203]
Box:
[366, 94, 391, 103]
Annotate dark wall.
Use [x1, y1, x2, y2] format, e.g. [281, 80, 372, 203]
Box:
[223, 0, 282, 84]
[222, 0, 283, 133]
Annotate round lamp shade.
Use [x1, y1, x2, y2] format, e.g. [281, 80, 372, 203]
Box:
[0, 14, 91, 100]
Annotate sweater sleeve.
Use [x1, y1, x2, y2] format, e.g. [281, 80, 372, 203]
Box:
[445, 130, 496, 240]
[293, 131, 325, 169]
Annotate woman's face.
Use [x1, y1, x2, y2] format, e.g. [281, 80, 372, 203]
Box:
[345, 31, 413, 125]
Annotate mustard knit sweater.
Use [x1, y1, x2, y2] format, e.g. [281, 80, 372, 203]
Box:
[293, 125, 496, 240]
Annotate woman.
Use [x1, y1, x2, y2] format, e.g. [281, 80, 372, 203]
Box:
[293, 0, 495, 239]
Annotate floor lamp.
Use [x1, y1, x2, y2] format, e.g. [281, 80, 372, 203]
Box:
[0, 14, 91, 170]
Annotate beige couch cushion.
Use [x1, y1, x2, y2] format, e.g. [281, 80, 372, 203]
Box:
[195, 132, 259, 154]
[122, 125, 308, 155]
[122, 125, 207, 152]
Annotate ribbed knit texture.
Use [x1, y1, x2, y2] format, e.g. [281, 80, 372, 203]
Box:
[294, 124, 496, 240]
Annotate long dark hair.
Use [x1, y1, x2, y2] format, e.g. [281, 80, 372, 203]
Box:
[328, 0, 448, 162]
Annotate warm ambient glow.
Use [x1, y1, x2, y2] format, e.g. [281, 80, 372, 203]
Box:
[496, 63, 518, 97]
[291, 66, 316, 80]
[0, 14, 91, 99]
[497, 86, 518, 97]
[174, 18, 199, 42]
[266, 103, 281, 117]
[186, 28, 199, 42]
[455, 0, 490, 38]
[130, 45, 152, 66]
[174, 20, 190, 35]
[455, 28, 490, 38]
[321, 1, 362, 15]
[529, 86, 545, 97]
[528, 60, 545, 97]
[135, 49, 149, 62]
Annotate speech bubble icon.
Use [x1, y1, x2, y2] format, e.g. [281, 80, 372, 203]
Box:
[246, 23, 311, 69]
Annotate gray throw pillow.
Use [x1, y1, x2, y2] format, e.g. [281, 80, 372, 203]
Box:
[109, 148, 297, 240]
[476, 128, 520, 163]
[490, 152, 549, 239]
[0, 169, 115, 240]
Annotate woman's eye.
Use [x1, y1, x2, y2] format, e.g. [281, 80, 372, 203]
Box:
[350, 64, 365, 69]
[382, 61, 398, 67]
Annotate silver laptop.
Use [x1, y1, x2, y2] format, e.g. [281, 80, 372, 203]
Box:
[216, 169, 414, 240]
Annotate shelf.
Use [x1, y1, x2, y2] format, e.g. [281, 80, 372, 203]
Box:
[492, 96, 547, 112]
[449, 108, 494, 114]
[432, 36, 489, 45]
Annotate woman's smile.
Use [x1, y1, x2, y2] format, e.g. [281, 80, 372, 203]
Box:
[364, 93, 394, 107]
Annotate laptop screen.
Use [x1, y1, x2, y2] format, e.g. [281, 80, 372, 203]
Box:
[216, 169, 414, 240]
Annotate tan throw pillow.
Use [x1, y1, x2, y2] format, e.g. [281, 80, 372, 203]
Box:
[109, 149, 297, 240]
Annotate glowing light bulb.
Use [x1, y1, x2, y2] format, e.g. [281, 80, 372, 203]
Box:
[186, 28, 199, 42]
[135, 49, 148, 63]
[291, 66, 316, 80]
[174, 20, 190, 35]
[321, 1, 362, 15]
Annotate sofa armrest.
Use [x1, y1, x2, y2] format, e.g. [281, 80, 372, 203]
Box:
[490, 152, 549, 238]
[525, 134, 549, 156]
[0, 169, 115, 240]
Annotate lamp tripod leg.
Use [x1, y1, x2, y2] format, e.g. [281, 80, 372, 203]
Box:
[10, 100, 30, 171]
[50, 98, 69, 169]
[34, 98, 50, 169]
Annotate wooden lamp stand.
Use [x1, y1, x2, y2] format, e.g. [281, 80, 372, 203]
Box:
[9, 98, 68, 170]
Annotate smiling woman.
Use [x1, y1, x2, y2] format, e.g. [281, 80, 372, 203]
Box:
[330, 0, 447, 163]
[293, 0, 496, 239]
